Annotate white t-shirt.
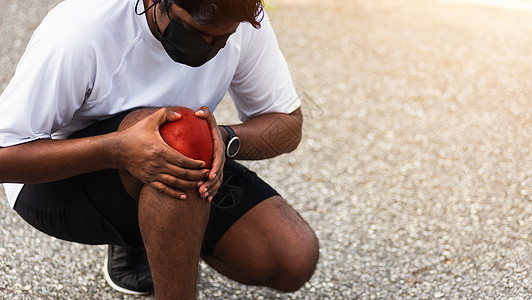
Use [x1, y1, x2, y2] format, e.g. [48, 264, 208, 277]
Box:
[0, 0, 300, 208]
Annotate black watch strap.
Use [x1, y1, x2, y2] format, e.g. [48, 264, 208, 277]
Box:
[222, 125, 237, 139]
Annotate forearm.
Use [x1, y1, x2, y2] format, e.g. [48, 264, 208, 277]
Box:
[222, 108, 303, 160]
[0, 134, 120, 184]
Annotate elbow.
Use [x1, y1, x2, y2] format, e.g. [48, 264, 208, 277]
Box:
[268, 129, 300, 158]
[285, 129, 302, 154]
[290, 108, 303, 151]
[281, 108, 303, 154]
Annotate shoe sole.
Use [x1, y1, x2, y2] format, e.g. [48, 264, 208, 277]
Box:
[102, 252, 151, 296]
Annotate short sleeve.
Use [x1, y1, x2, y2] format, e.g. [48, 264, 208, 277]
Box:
[228, 13, 300, 122]
[0, 10, 93, 147]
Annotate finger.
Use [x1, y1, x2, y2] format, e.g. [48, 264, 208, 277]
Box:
[144, 108, 182, 135]
[199, 183, 220, 200]
[157, 152, 209, 179]
[209, 136, 225, 177]
[202, 188, 218, 203]
[202, 156, 223, 197]
[199, 172, 223, 198]
[194, 107, 209, 119]
[200, 183, 220, 201]
[164, 165, 210, 181]
[206, 129, 225, 183]
[161, 146, 206, 169]
[152, 107, 181, 125]
[203, 111, 225, 177]
[195, 107, 225, 171]
[194, 106, 218, 128]
[157, 173, 202, 190]
[148, 181, 188, 200]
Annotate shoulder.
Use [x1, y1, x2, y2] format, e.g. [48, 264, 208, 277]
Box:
[231, 11, 281, 64]
[31, 0, 138, 58]
[238, 11, 276, 45]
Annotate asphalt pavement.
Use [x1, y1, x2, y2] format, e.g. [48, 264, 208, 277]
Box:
[1, 0, 531, 298]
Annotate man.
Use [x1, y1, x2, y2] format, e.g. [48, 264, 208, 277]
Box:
[0, 0, 319, 298]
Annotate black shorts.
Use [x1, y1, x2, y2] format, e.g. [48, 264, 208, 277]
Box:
[14, 112, 278, 254]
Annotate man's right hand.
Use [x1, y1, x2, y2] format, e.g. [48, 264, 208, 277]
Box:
[115, 108, 210, 200]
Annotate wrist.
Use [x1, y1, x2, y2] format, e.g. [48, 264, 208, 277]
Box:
[109, 131, 125, 169]
[218, 125, 229, 143]
[220, 125, 240, 158]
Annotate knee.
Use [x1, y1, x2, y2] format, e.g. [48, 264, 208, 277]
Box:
[270, 232, 320, 292]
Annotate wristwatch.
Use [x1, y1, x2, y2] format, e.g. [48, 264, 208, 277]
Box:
[221, 125, 240, 158]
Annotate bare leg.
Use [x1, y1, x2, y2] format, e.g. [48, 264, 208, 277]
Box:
[117, 108, 210, 299]
[203, 196, 319, 292]
[138, 185, 209, 299]
[116, 110, 317, 295]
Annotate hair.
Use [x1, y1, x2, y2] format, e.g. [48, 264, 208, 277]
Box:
[163, 0, 264, 29]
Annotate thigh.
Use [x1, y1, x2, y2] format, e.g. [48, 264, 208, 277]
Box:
[202, 195, 319, 286]
[15, 170, 141, 247]
[14, 111, 143, 247]
[202, 160, 279, 254]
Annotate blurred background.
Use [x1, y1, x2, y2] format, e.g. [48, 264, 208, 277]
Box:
[1, 0, 531, 298]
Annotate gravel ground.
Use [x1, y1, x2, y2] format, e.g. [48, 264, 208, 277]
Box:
[1, 0, 532, 299]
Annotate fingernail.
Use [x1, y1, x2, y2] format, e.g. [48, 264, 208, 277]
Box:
[205, 192, 209, 197]
[204, 187, 208, 193]
[197, 181, 203, 187]
[208, 196, 214, 202]
[180, 194, 187, 200]
[212, 173, 217, 179]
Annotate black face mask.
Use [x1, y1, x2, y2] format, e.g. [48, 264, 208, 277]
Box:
[153, 2, 231, 67]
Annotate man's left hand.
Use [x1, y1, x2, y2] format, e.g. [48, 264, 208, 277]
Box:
[194, 106, 225, 202]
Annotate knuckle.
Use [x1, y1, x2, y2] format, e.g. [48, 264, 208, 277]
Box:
[149, 182, 164, 193]
[174, 156, 186, 166]
[164, 175, 177, 186]
[141, 165, 155, 177]
[169, 177, 183, 188]
[178, 169, 190, 178]
[144, 162, 159, 175]
[159, 107, 171, 116]
[145, 148, 161, 160]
